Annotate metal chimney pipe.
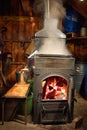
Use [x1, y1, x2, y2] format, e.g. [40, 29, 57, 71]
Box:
[44, 0, 50, 19]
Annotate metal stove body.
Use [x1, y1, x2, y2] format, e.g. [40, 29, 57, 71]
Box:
[28, 0, 75, 124]
[32, 55, 75, 124]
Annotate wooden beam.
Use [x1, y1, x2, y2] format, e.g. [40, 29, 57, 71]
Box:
[18, 0, 25, 16]
[68, 0, 87, 18]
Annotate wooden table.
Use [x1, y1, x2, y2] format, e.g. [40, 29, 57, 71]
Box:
[2, 82, 30, 125]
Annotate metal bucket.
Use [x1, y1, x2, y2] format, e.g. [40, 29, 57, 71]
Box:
[75, 62, 87, 92]
[16, 68, 31, 83]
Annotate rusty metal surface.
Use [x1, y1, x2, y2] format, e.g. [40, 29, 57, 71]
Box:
[34, 56, 75, 70]
[3, 83, 30, 98]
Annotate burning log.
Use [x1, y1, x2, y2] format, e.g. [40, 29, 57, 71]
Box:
[42, 76, 68, 100]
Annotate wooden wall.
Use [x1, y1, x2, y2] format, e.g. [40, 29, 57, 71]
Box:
[67, 38, 87, 62]
[0, 16, 43, 92]
[0, 16, 43, 62]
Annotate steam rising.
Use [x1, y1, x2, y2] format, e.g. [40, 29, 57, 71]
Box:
[33, 0, 66, 19]
[45, 0, 66, 19]
[34, 0, 72, 56]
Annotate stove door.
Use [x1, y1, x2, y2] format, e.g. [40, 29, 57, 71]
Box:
[40, 100, 68, 124]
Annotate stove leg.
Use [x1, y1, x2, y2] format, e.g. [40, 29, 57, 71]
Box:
[24, 99, 27, 125]
[2, 99, 5, 125]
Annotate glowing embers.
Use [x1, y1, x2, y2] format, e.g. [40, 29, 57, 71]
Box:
[42, 76, 68, 100]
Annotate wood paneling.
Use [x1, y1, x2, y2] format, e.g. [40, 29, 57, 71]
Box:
[0, 16, 43, 62]
[0, 0, 87, 19]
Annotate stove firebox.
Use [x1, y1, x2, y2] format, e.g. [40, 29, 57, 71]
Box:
[32, 56, 75, 124]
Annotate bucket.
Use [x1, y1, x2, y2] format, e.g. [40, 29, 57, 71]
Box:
[80, 67, 87, 99]
[19, 92, 33, 115]
[27, 79, 34, 93]
[16, 70, 31, 83]
[80, 27, 87, 36]
[75, 62, 87, 93]
[64, 7, 79, 33]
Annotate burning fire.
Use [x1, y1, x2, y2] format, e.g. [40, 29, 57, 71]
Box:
[42, 76, 68, 100]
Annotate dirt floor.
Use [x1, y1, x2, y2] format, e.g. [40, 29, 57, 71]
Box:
[72, 92, 87, 130]
[0, 91, 87, 130]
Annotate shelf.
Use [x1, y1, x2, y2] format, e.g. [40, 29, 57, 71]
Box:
[67, 36, 87, 41]
[3, 40, 31, 43]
